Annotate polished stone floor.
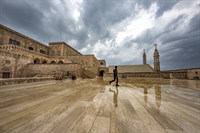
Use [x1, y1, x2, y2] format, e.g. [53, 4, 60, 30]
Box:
[0, 79, 199, 133]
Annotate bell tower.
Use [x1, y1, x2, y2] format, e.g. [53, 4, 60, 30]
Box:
[154, 44, 160, 72]
[143, 49, 146, 65]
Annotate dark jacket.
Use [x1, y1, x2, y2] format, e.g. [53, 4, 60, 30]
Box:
[113, 69, 118, 77]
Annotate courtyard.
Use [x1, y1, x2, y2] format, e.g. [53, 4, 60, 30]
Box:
[0, 79, 199, 133]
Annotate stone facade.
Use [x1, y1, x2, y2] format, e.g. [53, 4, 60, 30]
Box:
[0, 24, 105, 79]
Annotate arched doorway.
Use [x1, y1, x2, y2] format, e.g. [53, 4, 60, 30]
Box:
[34, 58, 40, 64]
[99, 70, 105, 77]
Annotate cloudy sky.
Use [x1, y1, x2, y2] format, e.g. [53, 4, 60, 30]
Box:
[0, 0, 199, 70]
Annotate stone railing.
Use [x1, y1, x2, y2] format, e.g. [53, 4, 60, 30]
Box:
[0, 45, 48, 57]
[0, 77, 54, 86]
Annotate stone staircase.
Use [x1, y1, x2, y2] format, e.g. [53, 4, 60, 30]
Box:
[82, 68, 97, 79]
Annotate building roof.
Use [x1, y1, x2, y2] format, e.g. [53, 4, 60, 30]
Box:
[49, 42, 82, 55]
[108, 64, 154, 73]
[0, 24, 49, 48]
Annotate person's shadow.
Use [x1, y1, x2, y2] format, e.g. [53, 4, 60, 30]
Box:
[109, 86, 118, 108]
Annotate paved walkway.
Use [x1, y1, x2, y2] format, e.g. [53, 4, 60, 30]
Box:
[0, 79, 199, 133]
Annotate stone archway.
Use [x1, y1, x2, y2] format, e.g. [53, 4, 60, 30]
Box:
[34, 58, 40, 64]
[58, 61, 64, 64]
[99, 70, 105, 77]
[42, 60, 47, 64]
[51, 61, 56, 64]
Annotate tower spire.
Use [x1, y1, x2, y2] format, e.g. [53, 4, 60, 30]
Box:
[143, 49, 146, 65]
[154, 44, 160, 72]
[154, 44, 157, 49]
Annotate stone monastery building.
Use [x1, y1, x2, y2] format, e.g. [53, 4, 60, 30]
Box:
[0, 24, 106, 79]
[0, 24, 199, 80]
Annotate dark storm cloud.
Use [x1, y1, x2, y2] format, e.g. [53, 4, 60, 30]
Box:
[78, 0, 133, 49]
[0, 0, 54, 41]
[0, 0, 199, 70]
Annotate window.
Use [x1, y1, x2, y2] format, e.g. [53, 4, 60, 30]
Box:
[2, 72, 10, 78]
[42, 60, 47, 63]
[40, 50, 46, 54]
[34, 58, 40, 64]
[5, 60, 11, 65]
[51, 61, 56, 64]
[58, 61, 64, 64]
[9, 39, 20, 46]
[52, 51, 55, 56]
[29, 47, 34, 51]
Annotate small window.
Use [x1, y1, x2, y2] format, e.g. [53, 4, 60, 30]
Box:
[2, 72, 10, 78]
[42, 60, 47, 63]
[100, 62, 104, 65]
[9, 39, 20, 46]
[40, 50, 46, 54]
[5, 60, 11, 64]
[52, 51, 55, 56]
[195, 71, 198, 75]
[29, 47, 34, 51]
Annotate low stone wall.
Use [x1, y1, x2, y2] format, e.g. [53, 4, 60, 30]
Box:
[103, 76, 169, 84]
[21, 63, 82, 77]
[0, 77, 54, 86]
[105, 71, 188, 79]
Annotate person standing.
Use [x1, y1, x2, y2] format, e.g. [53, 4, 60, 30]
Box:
[109, 66, 119, 86]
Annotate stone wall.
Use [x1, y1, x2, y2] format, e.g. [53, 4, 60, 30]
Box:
[187, 69, 200, 79]
[98, 60, 106, 67]
[0, 77, 54, 86]
[0, 24, 49, 54]
[49, 42, 81, 56]
[68, 55, 100, 68]
[104, 71, 188, 79]
[0, 50, 32, 78]
[22, 63, 82, 77]
[0, 24, 104, 79]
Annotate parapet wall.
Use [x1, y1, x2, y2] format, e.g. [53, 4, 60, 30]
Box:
[0, 77, 54, 86]
[22, 63, 82, 77]
[105, 71, 188, 79]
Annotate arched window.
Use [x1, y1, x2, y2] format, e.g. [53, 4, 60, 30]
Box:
[42, 60, 47, 64]
[58, 61, 64, 64]
[51, 61, 56, 64]
[29, 47, 34, 51]
[34, 58, 40, 64]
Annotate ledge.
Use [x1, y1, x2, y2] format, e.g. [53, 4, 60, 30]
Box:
[0, 77, 54, 86]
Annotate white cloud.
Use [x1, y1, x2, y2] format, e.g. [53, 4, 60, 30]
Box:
[115, 2, 158, 45]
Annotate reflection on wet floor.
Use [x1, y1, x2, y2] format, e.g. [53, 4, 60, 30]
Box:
[170, 79, 200, 89]
[0, 79, 199, 133]
[109, 86, 118, 108]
